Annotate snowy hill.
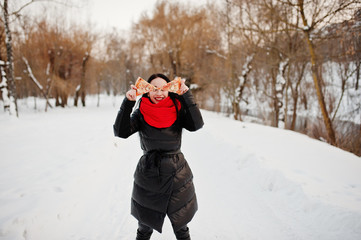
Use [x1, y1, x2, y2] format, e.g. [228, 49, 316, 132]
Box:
[1, 96, 361, 240]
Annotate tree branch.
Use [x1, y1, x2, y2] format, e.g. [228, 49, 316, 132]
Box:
[12, 0, 80, 16]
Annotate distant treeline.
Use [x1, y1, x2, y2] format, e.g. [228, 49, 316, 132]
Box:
[1, 0, 360, 155]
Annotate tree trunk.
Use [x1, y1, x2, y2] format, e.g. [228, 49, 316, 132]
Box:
[284, 66, 290, 129]
[3, 0, 19, 117]
[0, 65, 11, 111]
[169, 51, 177, 78]
[290, 90, 298, 130]
[232, 101, 241, 120]
[303, 31, 336, 144]
[271, 73, 279, 127]
[356, 61, 360, 90]
[74, 52, 90, 107]
[225, 0, 240, 120]
[298, 0, 336, 145]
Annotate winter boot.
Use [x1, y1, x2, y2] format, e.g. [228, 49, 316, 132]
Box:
[136, 222, 153, 240]
[174, 226, 191, 240]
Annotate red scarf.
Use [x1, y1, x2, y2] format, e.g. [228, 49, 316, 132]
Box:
[140, 97, 181, 128]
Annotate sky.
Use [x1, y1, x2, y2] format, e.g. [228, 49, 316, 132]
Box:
[16, 0, 214, 32]
[81, 0, 160, 31]
[81, 0, 214, 31]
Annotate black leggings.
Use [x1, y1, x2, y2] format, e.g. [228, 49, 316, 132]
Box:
[138, 222, 153, 234]
[137, 222, 190, 240]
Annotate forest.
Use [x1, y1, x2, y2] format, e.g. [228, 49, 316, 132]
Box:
[1, 0, 360, 156]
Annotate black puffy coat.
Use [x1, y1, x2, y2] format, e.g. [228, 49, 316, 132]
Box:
[113, 91, 204, 233]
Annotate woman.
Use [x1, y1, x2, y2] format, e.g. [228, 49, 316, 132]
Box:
[113, 73, 204, 240]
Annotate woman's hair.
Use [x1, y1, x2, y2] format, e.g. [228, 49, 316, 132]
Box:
[147, 73, 170, 83]
[141, 73, 181, 115]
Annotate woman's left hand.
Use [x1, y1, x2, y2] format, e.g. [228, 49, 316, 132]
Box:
[179, 78, 189, 95]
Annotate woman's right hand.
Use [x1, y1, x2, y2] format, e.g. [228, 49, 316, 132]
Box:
[126, 85, 137, 101]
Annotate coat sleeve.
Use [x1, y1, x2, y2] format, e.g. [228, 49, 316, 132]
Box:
[113, 98, 140, 138]
[179, 91, 204, 132]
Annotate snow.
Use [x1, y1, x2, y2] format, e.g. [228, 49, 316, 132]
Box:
[190, 83, 199, 90]
[205, 49, 227, 60]
[0, 95, 361, 240]
[303, 25, 310, 31]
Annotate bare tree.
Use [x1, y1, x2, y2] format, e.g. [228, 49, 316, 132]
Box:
[288, 60, 307, 130]
[22, 56, 53, 108]
[276, 0, 361, 144]
[130, 0, 223, 107]
[1, 0, 18, 116]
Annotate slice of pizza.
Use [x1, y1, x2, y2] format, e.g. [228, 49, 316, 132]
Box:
[135, 77, 155, 96]
[162, 77, 182, 94]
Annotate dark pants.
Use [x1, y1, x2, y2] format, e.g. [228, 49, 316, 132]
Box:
[136, 222, 190, 240]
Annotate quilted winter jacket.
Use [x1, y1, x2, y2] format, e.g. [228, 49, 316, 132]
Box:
[113, 91, 204, 233]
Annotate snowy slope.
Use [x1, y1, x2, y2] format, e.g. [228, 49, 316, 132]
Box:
[0, 96, 360, 240]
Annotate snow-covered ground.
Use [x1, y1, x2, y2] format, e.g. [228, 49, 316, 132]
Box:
[1, 95, 361, 240]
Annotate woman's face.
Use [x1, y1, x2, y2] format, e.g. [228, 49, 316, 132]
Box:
[148, 77, 169, 104]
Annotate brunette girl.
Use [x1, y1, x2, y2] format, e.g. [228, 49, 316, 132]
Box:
[113, 73, 204, 240]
